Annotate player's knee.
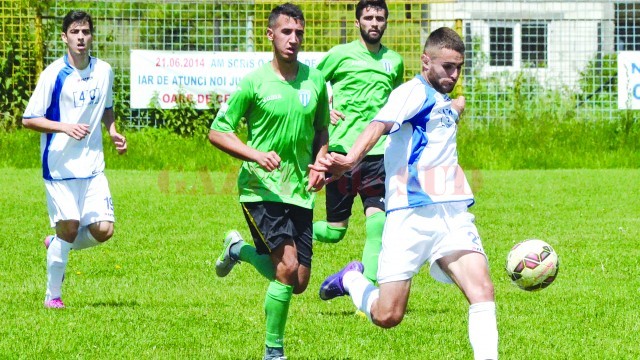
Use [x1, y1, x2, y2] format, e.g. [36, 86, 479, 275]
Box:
[313, 221, 347, 243]
[58, 229, 79, 242]
[373, 309, 404, 329]
[56, 221, 80, 242]
[89, 221, 114, 242]
[277, 259, 300, 284]
[467, 279, 495, 303]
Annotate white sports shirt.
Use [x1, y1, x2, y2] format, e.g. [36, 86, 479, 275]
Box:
[23, 55, 114, 180]
[374, 75, 474, 212]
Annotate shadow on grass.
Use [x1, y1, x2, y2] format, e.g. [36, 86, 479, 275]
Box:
[86, 300, 140, 308]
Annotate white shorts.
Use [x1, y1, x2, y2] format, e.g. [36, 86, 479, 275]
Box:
[377, 202, 487, 284]
[45, 173, 115, 228]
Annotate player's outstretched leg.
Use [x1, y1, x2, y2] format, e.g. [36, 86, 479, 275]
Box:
[215, 230, 243, 277]
[319, 261, 364, 300]
[215, 230, 276, 280]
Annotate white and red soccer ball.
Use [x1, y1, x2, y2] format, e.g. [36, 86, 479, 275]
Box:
[505, 239, 559, 291]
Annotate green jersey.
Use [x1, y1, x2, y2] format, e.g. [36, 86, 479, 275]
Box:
[211, 62, 330, 209]
[316, 40, 404, 155]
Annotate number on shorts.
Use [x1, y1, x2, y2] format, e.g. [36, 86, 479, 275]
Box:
[104, 196, 114, 211]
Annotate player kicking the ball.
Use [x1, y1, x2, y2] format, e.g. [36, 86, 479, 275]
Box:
[312, 27, 499, 360]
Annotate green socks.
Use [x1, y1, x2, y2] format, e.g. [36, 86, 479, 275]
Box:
[234, 241, 275, 280]
[313, 220, 347, 243]
[313, 212, 384, 283]
[264, 280, 293, 349]
[362, 211, 385, 283]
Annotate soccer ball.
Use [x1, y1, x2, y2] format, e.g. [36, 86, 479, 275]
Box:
[505, 239, 559, 291]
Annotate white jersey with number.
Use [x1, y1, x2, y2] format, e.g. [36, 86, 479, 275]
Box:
[23, 55, 114, 180]
[373, 75, 474, 212]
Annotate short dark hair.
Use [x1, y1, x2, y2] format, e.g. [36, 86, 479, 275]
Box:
[268, 3, 305, 28]
[424, 27, 465, 55]
[62, 10, 93, 33]
[355, 0, 388, 20]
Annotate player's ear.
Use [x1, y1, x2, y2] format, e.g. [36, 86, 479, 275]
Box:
[61, 31, 68, 44]
[355, 19, 360, 28]
[421, 53, 430, 69]
[266, 27, 274, 41]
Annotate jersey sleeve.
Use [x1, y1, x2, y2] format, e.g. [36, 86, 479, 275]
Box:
[373, 81, 427, 133]
[23, 70, 54, 119]
[393, 58, 405, 89]
[105, 65, 114, 109]
[315, 49, 339, 83]
[210, 76, 253, 133]
[314, 74, 331, 131]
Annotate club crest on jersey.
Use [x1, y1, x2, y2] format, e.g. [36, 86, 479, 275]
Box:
[298, 90, 311, 107]
[381, 60, 393, 73]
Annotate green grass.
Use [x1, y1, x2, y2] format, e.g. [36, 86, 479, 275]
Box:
[1, 168, 639, 359]
[0, 128, 241, 172]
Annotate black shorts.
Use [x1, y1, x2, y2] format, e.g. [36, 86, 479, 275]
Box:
[241, 201, 313, 268]
[325, 154, 385, 223]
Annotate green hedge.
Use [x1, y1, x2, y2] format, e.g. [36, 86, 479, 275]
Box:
[2, 113, 638, 171]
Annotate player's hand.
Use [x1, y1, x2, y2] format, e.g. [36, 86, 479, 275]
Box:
[308, 152, 353, 183]
[306, 168, 325, 192]
[451, 96, 466, 120]
[329, 109, 346, 125]
[255, 151, 281, 172]
[64, 123, 90, 140]
[110, 132, 127, 155]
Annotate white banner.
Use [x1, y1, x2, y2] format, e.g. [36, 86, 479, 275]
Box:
[618, 51, 640, 110]
[130, 50, 326, 109]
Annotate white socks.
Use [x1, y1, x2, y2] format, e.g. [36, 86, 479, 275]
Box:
[45, 227, 102, 301]
[345, 272, 498, 359]
[468, 301, 498, 360]
[71, 226, 100, 250]
[45, 236, 72, 301]
[343, 271, 379, 321]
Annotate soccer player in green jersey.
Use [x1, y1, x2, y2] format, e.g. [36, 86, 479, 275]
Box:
[209, 3, 330, 360]
[313, 0, 404, 283]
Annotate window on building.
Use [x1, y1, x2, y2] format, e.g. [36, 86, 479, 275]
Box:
[490, 26, 513, 66]
[521, 22, 547, 68]
[616, 2, 640, 51]
[488, 22, 548, 68]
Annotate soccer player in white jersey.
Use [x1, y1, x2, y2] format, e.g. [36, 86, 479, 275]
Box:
[312, 27, 499, 359]
[22, 10, 127, 309]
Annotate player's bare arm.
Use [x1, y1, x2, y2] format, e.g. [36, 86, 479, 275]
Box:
[101, 108, 127, 154]
[209, 129, 281, 171]
[310, 120, 392, 182]
[22, 116, 90, 140]
[307, 128, 329, 192]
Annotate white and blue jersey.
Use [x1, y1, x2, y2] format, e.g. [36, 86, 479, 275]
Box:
[374, 75, 474, 212]
[23, 54, 114, 180]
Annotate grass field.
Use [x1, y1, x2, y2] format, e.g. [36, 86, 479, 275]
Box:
[1, 168, 639, 359]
